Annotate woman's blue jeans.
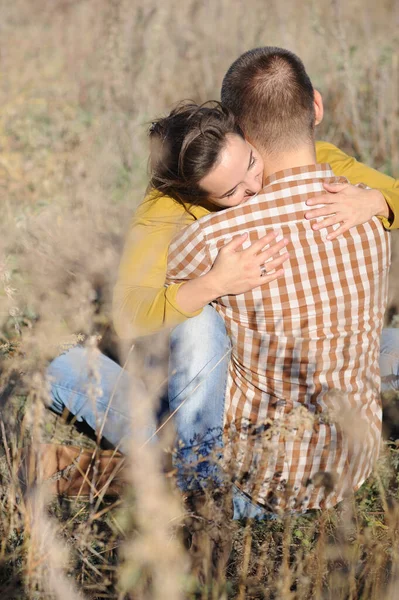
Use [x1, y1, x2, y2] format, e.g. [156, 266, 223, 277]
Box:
[46, 306, 399, 520]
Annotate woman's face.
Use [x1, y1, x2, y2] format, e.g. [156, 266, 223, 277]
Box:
[199, 134, 264, 208]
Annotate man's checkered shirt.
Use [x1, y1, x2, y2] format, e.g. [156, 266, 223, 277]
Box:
[166, 164, 390, 512]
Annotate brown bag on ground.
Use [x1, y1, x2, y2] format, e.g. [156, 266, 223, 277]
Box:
[18, 443, 128, 499]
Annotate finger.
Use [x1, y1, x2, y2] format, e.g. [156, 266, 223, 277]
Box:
[246, 230, 280, 254]
[305, 206, 337, 220]
[257, 268, 285, 286]
[306, 193, 337, 206]
[257, 239, 289, 263]
[222, 232, 248, 251]
[322, 182, 350, 193]
[312, 215, 343, 231]
[262, 251, 290, 271]
[326, 223, 351, 241]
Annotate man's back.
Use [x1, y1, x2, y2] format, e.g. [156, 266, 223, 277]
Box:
[167, 163, 390, 512]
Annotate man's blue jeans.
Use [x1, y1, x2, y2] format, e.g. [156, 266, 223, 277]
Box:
[46, 306, 399, 520]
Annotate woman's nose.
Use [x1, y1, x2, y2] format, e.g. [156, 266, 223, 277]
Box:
[245, 177, 261, 195]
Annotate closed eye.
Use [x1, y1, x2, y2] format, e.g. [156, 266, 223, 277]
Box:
[218, 149, 255, 199]
[249, 154, 257, 169]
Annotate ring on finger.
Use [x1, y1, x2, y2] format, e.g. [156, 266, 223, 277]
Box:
[260, 265, 267, 277]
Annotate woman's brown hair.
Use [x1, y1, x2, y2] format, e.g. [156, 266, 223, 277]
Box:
[148, 101, 244, 215]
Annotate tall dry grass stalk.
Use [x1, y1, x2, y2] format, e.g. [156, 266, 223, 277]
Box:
[0, 0, 398, 598]
[117, 336, 188, 600]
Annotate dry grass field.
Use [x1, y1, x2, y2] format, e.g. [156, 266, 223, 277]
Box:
[1, 1, 399, 598]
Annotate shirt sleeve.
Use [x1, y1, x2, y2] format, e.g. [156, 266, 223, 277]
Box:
[112, 196, 203, 339]
[316, 141, 399, 229]
[166, 219, 212, 284]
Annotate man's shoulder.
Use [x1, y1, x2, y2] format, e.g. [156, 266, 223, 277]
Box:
[188, 166, 350, 237]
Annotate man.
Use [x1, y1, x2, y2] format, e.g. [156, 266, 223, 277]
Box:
[166, 47, 391, 512]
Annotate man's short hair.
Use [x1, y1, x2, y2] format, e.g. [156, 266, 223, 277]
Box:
[221, 47, 316, 153]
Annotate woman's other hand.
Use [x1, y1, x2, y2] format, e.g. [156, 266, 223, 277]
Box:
[304, 182, 390, 241]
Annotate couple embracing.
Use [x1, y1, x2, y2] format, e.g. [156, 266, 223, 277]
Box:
[48, 47, 399, 521]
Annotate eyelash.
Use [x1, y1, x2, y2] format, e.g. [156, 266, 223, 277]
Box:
[225, 156, 257, 198]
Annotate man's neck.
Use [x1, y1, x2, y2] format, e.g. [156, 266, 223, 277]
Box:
[260, 144, 317, 184]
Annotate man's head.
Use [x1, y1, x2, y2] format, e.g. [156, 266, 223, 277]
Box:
[221, 47, 323, 156]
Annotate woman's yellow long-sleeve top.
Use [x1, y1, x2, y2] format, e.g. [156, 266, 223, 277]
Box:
[113, 142, 399, 338]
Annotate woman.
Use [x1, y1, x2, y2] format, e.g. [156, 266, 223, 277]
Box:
[48, 102, 399, 518]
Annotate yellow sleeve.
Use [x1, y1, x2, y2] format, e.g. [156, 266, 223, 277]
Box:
[112, 195, 203, 339]
[316, 141, 399, 229]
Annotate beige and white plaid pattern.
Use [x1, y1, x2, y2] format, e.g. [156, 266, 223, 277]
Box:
[167, 164, 391, 512]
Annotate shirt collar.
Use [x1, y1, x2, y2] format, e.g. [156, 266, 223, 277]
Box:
[263, 163, 333, 187]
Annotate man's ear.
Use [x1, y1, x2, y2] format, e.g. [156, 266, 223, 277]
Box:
[314, 89, 324, 126]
